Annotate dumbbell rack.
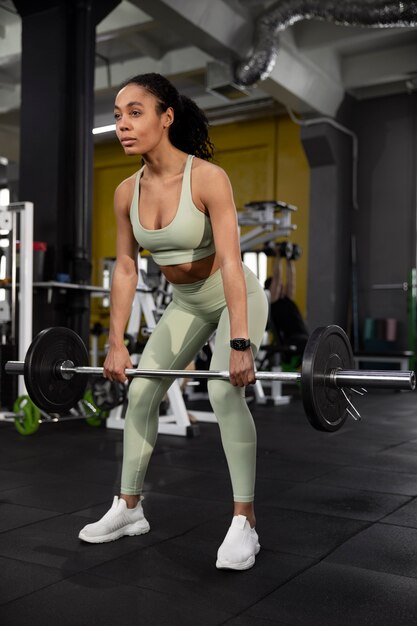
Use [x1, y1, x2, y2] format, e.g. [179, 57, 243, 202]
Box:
[239, 200, 297, 253]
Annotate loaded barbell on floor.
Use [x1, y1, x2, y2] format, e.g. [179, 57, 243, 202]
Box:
[4, 325, 416, 433]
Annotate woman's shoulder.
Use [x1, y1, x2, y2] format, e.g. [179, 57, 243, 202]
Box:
[114, 171, 138, 212]
[191, 157, 230, 183]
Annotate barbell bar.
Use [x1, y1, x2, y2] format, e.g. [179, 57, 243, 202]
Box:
[4, 325, 416, 433]
[6, 361, 413, 389]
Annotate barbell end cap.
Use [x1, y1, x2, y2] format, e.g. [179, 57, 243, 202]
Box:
[411, 372, 416, 391]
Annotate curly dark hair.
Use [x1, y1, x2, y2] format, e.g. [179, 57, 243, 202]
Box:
[120, 73, 214, 161]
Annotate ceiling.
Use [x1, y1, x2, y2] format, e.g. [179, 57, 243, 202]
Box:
[0, 0, 417, 161]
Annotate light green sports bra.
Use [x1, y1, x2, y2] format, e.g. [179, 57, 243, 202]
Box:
[129, 154, 215, 266]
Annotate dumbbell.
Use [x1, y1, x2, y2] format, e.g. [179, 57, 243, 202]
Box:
[290, 244, 302, 261]
[278, 241, 293, 259]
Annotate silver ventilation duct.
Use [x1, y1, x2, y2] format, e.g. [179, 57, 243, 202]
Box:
[234, 0, 417, 87]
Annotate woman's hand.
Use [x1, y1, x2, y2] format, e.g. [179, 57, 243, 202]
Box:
[229, 348, 256, 387]
[103, 343, 133, 383]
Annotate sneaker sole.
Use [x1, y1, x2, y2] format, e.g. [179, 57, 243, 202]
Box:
[78, 520, 150, 544]
[216, 543, 260, 571]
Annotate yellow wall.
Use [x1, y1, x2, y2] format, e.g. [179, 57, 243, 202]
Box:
[275, 117, 310, 315]
[92, 114, 310, 325]
[92, 143, 140, 285]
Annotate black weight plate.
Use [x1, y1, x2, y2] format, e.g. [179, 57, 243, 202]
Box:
[301, 325, 354, 432]
[24, 327, 89, 414]
[91, 378, 127, 411]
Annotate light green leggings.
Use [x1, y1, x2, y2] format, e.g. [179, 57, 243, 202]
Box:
[121, 265, 269, 502]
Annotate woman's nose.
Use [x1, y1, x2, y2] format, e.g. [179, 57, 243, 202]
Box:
[118, 115, 132, 130]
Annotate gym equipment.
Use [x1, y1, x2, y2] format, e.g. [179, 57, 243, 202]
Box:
[239, 200, 296, 253]
[5, 325, 416, 433]
[13, 395, 40, 436]
[290, 244, 302, 260]
[91, 377, 127, 411]
[22, 327, 90, 414]
[278, 241, 293, 259]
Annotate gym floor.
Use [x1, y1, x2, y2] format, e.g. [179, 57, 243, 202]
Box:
[1, 390, 417, 625]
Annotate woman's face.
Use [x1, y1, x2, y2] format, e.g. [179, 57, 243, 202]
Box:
[114, 84, 172, 155]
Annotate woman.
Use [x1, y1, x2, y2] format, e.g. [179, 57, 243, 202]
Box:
[78, 73, 268, 571]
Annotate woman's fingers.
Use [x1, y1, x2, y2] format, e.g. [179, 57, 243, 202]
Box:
[229, 350, 256, 386]
[103, 347, 133, 383]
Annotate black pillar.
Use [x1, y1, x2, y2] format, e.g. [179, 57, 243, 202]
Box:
[301, 123, 353, 332]
[15, 0, 120, 344]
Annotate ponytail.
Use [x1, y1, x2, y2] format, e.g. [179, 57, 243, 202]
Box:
[169, 94, 214, 160]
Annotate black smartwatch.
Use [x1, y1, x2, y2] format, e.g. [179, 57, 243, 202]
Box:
[230, 338, 251, 351]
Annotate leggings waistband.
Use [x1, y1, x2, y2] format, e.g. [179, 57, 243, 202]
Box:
[170, 267, 223, 294]
[170, 265, 263, 315]
[171, 268, 225, 313]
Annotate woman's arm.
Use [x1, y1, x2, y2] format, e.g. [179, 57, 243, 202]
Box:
[268, 253, 284, 302]
[104, 179, 139, 382]
[198, 163, 255, 386]
[285, 258, 296, 301]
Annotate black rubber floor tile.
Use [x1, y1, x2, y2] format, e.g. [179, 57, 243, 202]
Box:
[0, 468, 43, 492]
[143, 491, 229, 531]
[145, 463, 293, 503]
[89, 534, 312, 614]
[243, 562, 417, 626]
[327, 523, 417, 578]
[252, 477, 298, 503]
[0, 555, 64, 605]
[0, 502, 61, 533]
[331, 425, 417, 446]
[0, 571, 232, 626]
[263, 483, 410, 521]
[1, 478, 114, 514]
[225, 617, 292, 626]
[0, 436, 52, 467]
[2, 447, 120, 481]
[354, 449, 417, 474]
[261, 437, 390, 467]
[255, 454, 339, 483]
[64, 459, 122, 488]
[0, 513, 158, 573]
[151, 447, 229, 475]
[144, 463, 228, 495]
[287, 441, 397, 465]
[383, 497, 417, 528]
[9, 454, 123, 493]
[312, 466, 417, 496]
[255, 505, 369, 558]
[73, 492, 228, 538]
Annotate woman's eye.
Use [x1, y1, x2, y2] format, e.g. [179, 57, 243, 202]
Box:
[114, 113, 121, 120]
[131, 110, 141, 117]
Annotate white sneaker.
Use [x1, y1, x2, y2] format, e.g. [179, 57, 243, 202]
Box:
[78, 496, 150, 544]
[216, 515, 260, 570]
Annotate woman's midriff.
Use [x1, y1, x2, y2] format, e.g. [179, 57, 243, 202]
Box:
[160, 252, 220, 284]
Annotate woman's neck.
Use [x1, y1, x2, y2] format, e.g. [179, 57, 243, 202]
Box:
[142, 147, 187, 179]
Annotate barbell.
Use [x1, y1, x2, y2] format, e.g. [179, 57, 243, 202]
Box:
[4, 325, 416, 433]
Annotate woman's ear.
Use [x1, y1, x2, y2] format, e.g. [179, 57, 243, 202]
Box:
[163, 106, 174, 129]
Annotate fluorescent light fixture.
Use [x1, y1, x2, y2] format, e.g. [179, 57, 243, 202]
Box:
[92, 124, 116, 135]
